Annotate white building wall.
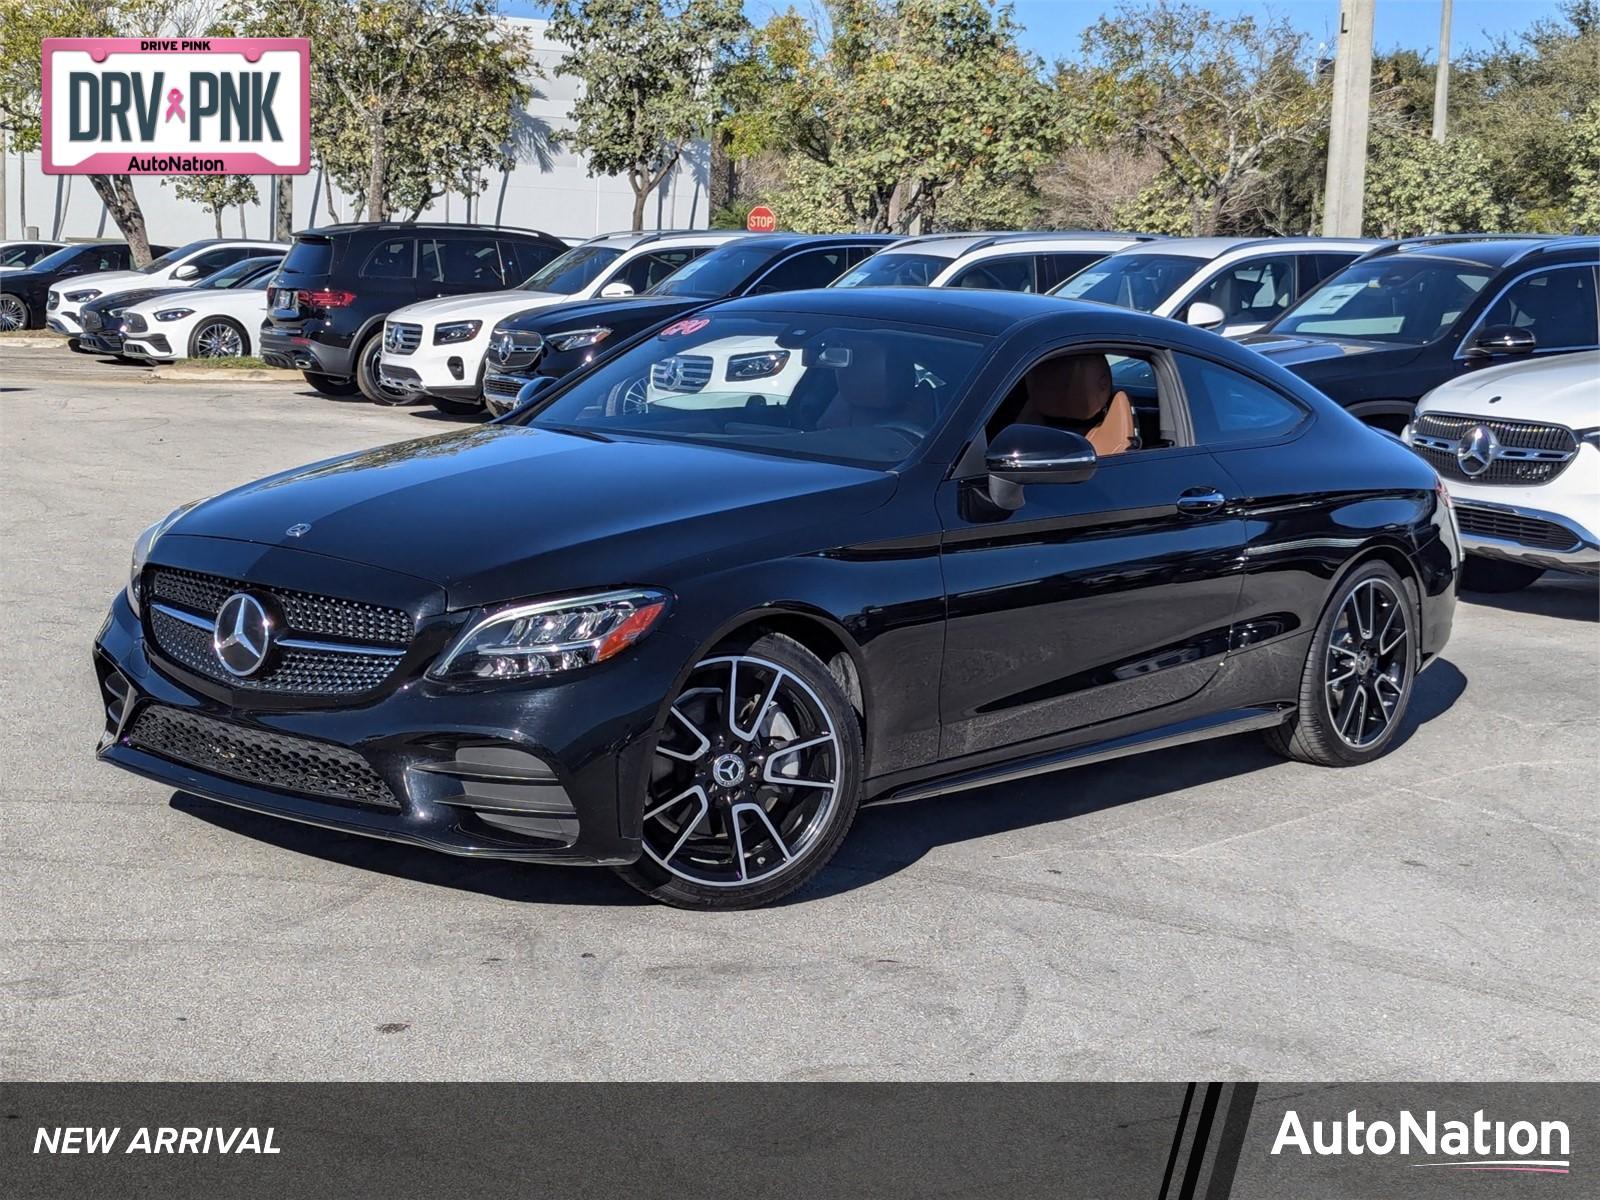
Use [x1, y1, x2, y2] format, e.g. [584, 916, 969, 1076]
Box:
[1, 19, 708, 245]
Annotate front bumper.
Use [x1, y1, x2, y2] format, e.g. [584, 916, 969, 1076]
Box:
[121, 334, 176, 361]
[47, 310, 85, 336]
[78, 329, 126, 354]
[381, 335, 489, 400]
[92, 588, 667, 866]
[1453, 499, 1600, 574]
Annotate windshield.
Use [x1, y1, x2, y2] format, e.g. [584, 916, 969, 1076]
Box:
[1051, 253, 1206, 312]
[195, 256, 283, 290]
[520, 312, 990, 467]
[27, 245, 98, 272]
[832, 252, 955, 288]
[519, 245, 623, 294]
[1271, 258, 1495, 343]
[140, 240, 209, 274]
[647, 244, 778, 298]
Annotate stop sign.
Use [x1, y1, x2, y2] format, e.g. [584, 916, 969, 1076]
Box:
[746, 205, 777, 233]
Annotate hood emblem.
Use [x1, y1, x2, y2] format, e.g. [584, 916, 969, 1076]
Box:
[1456, 425, 1500, 478]
[285, 523, 311, 538]
[213, 592, 274, 677]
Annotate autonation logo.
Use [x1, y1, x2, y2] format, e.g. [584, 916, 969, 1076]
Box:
[1272, 1108, 1571, 1175]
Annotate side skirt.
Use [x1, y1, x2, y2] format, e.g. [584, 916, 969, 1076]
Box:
[866, 705, 1293, 807]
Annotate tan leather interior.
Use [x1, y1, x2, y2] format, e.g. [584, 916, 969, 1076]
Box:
[1014, 353, 1138, 456]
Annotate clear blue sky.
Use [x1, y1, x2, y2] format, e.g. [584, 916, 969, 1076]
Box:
[515, 1, 1570, 62]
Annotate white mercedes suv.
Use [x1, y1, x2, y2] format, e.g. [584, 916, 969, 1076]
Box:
[832, 231, 1153, 293]
[379, 229, 749, 414]
[1404, 350, 1599, 591]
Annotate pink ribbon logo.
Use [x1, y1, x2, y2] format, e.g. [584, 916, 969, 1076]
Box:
[164, 88, 185, 123]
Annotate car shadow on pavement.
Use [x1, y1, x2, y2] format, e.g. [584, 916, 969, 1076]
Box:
[801, 658, 1469, 902]
[1461, 573, 1598, 623]
[167, 793, 648, 906]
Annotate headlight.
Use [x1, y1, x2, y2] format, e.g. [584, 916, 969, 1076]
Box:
[547, 326, 612, 353]
[429, 588, 669, 683]
[727, 350, 790, 380]
[155, 308, 194, 322]
[434, 320, 482, 344]
[1399, 423, 1413, 445]
[66, 289, 102, 302]
[126, 499, 204, 615]
[1577, 427, 1600, 450]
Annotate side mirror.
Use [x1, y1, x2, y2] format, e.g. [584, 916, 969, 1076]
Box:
[1465, 324, 1535, 359]
[1186, 301, 1226, 329]
[984, 424, 1097, 511]
[513, 375, 557, 407]
[599, 281, 635, 298]
[172, 263, 200, 281]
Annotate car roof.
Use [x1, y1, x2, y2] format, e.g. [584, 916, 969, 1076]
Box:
[1107, 236, 1383, 261]
[878, 231, 1153, 258]
[1361, 236, 1568, 268]
[293, 222, 563, 242]
[578, 229, 753, 249]
[704, 285, 1097, 335]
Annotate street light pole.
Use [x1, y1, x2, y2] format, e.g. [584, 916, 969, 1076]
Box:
[1432, 0, 1453, 141]
[1323, 0, 1376, 237]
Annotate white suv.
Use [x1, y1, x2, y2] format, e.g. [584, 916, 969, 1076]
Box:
[1052, 236, 1382, 337]
[46, 239, 287, 339]
[832, 232, 1152, 293]
[1404, 349, 1599, 591]
[379, 229, 749, 413]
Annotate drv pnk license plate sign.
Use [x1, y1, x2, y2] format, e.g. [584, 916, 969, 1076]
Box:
[42, 38, 310, 176]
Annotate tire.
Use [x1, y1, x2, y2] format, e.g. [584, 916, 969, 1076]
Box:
[301, 371, 362, 397]
[67, 336, 88, 353]
[189, 316, 248, 359]
[429, 396, 485, 417]
[355, 332, 417, 405]
[1266, 561, 1417, 767]
[0, 294, 29, 331]
[1461, 556, 1544, 593]
[613, 633, 864, 909]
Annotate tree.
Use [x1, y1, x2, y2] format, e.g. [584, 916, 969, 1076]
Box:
[735, 0, 1058, 234]
[545, 0, 748, 230]
[1059, 1, 1327, 236]
[1559, 98, 1600, 232]
[168, 174, 261, 236]
[1363, 133, 1506, 238]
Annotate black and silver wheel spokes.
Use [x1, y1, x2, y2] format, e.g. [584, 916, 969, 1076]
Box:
[1325, 578, 1409, 748]
[196, 321, 243, 358]
[644, 655, 840, 888]
[0, 295, 26, 332]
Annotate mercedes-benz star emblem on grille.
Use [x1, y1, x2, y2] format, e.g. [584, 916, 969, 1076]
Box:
[286, 523, 311, 538]
[383, 323, 401, 352]
[1456, 424, 1501, 478]
[490, 331, 513, 366]
[213, 593, 274, 677]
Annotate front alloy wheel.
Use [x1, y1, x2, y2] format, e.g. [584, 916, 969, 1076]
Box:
[615, 634, 863, 908]
[193, 318, 245, 358]
[0, 294, 29, 331]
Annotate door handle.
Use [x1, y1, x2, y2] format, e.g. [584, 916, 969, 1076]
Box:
[1175, 487, 1227, 516]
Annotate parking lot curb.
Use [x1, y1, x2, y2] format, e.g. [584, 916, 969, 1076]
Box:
[147, 367, 301, 383]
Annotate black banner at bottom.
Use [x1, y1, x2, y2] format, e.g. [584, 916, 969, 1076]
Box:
[2, 1082, 1593, 1198]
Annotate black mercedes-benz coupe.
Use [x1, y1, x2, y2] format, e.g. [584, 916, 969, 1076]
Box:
[94, 289, 1459, 908]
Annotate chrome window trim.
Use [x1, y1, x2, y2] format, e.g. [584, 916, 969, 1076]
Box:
[1452, 261, 1600, 362]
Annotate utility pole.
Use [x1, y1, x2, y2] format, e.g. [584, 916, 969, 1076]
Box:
[1322, 0, 1376, 237]
[1432, 0, 1453, 141]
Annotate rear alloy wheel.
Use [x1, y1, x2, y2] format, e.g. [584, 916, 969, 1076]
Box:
[355, 332, 417, 405]
[1267, 562, 1416, 766]
[614, 634, 863, 909]
[302, 371, 362, 397]
[0, 295, 31, 331]
[1461, 556, 1544, 593]
[190, 316, 247, 359]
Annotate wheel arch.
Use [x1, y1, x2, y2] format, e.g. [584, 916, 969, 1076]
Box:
[1327, 537, 1427, 666]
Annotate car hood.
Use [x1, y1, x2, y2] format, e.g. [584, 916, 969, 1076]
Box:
[167, 425, 896, 610]
[1239, 331, 1416, 368]
[51, 269, 150, 295]
[97, 286, 186, 310]
[394, 290, 569, 323]
[1418, 350, 1600, 424]
[503, 295, 696, 334]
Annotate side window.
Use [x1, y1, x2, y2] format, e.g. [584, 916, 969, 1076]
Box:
[985, 347, 1175, 456]
[1175, 353, 1306, 444]
[96, 248, 123, 271]
[950, 255, 1036, 293]
[1308, 253, 1357, 288]
[616, 248, 700, 293]
[438, 238, 505, 286]
[187, 247, 247, 276]
[503, 239, 562, 281]
[1477, 267, 1599, 352]
[1187, 256, 1297, 324]
[360, 237, 416, 280]
[1039, 252, 1104, 292]
[750, 249, 849, 293]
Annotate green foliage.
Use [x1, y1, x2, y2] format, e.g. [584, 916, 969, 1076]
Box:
[545, 0, 749, 229]
[744, 0, 1058, 234]
[167, 175, 261, 236]
[1564, 98, 1600, 233]
[1363, 133, 1507, 238]
[708, 200, 754, 229]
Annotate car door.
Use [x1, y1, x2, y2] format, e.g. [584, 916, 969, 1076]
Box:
[743, 246, 858, 294]
[1455, 262, 1600, 365]
[947, 254, 1038, 292]
[935, 338, 1248, 760]
[608, 247, 706, 296]
[1181, 254, 1300, 336]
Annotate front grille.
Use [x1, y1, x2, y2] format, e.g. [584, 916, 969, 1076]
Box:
[145, 567, 413, 695]
[651, 354, 712, 394]
[384, 321, 422, 354]
[1455, 505, 1581, 551]
[123, 312, 148, 333]
[126, 704, 397, 808]
[484, 372, 526, 399]
[1412, 412, 1579, 485]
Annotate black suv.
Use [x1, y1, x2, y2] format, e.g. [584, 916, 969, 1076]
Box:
[260, 223, 567, 403]
[1241, 235, 1600, 430]
[481, 233, 896, 413]
[0, 242, 170, 331]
